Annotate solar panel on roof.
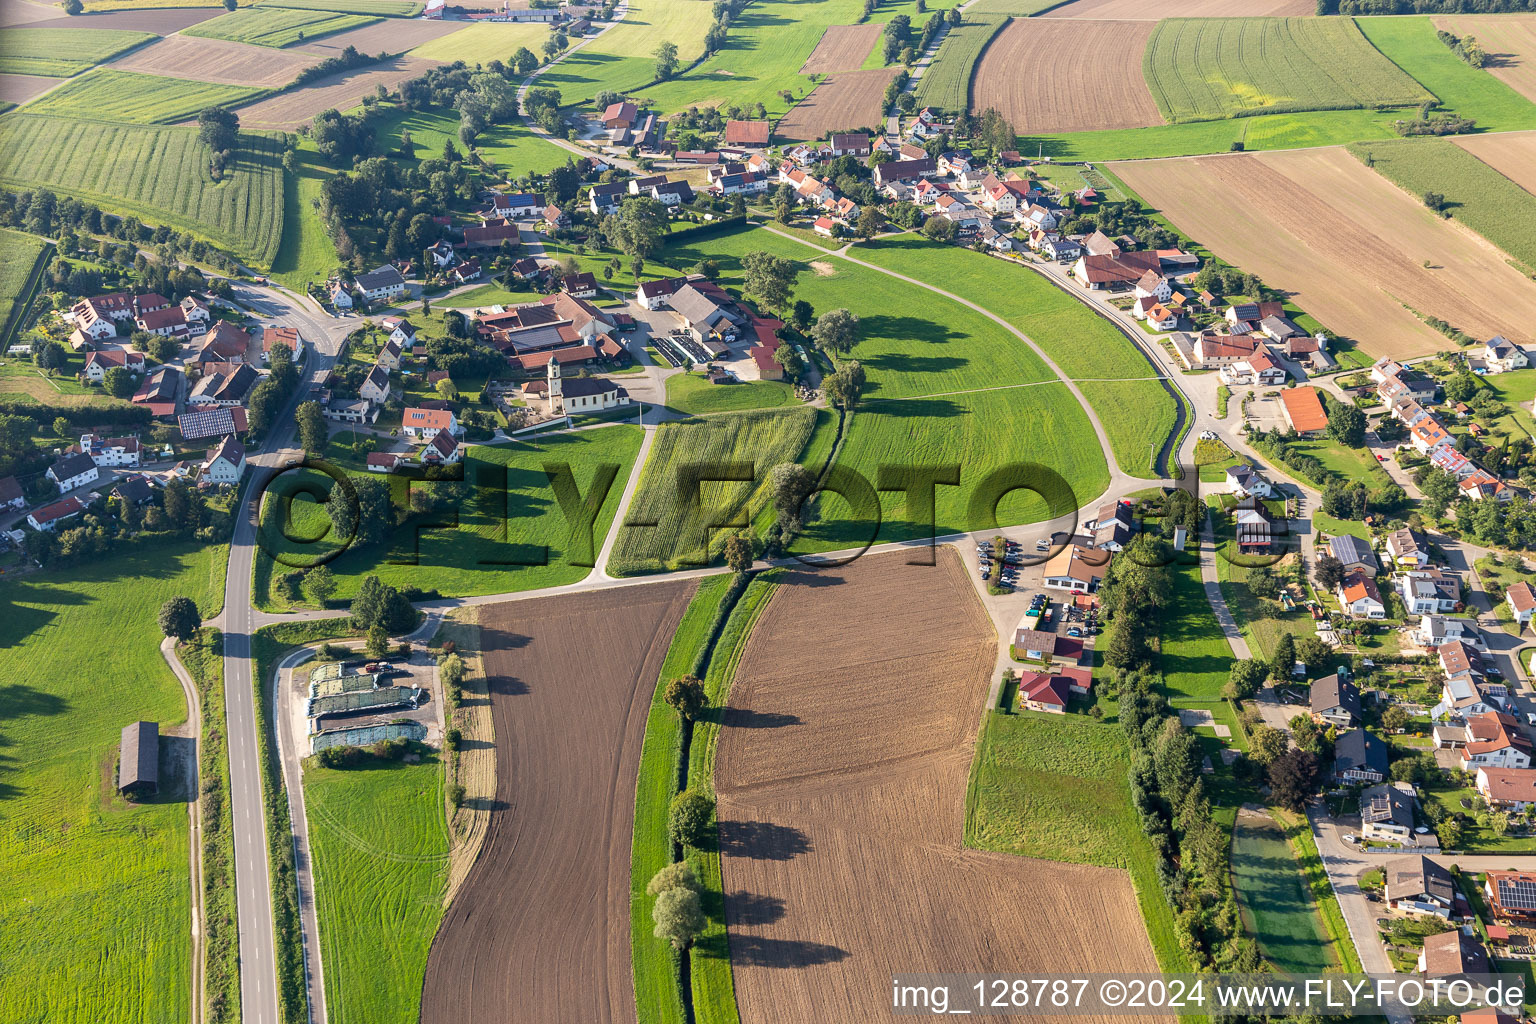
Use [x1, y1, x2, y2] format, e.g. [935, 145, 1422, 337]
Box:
[1497, 878, 1536, 910]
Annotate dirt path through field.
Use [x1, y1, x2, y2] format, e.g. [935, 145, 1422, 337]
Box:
[419, 581, 695, 1024]
[716, 550, 1160, 1023]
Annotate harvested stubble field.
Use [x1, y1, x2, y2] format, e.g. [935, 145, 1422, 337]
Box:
[1434, 15, 1536, 104]
[294, 17, 458, 57]
[715, 550, 1160, 1024]
[21, 69, 265, 123]
[1110, 147, 1536, 357]
[183, 7, 379, 48]
[799, 23, 882, 75]
[775, 67, 897, 142]
[1040, 0, 1312, 16]
[971, 18, 1161, 132]
[419, 582, 695, 1024]
[110, 34, 322, 88]
[23, 8, 224, 34]
[1144, 17, 1432, 122]
[0, 27, 154, 77]
[0, 114, 286, 267]
[231, 55, 440, 129]
[910, 13, 1006, 114]
[1456, 130, 1536, 200]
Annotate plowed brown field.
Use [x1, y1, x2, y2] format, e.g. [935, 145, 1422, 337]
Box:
[971, 19, 1161, 133]
[0, 72, 60, 105]
[1112, 147, 1536, 357]
[1455, 130, 1536, 197]
[295, 17, 462, 58]
[1434, 15, 1536, 103]
[419, 581, 695, 1024]
[775, 67, 896, 142]
[1040, 0, 1311, 17]
[23, 7, 223, 33]
[230, 55, 440, 129]
[716, 550, 1159, 1024]
[799, 23, 882, 75]
[111, 35, 320, 88]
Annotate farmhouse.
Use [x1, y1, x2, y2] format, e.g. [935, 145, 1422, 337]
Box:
[421, 429, 462, 466]
[1310, 670, 1360, 727]
[602, 100, 637, 130]
[132, 368, 179, 417]
[355, 265, 407, 303]
[1071, 250, 1161, 291]
[135, 304, 189, 338]
[873, 157, 936, 187]
[724, 120, 771, 149]
[48, 451, 99, 494]
[79, 433, 141, 468]
[669, 282, 745, 344]
[118, 721, 159, 796]
[1279, 386, 1327, 435]
[196, 322, 249, 365]
[27, 495, 85, 532]
[588, 181, 627, 214]
[1483, 336, 1529, 374]
[1328, 534, 1377, 578]
[188, 364, 258, 407]
[112, 474, 155, 506]
[1485, 871, 1536, 920]
[329, 280, 354, 308]
[1192, 333, 1256, 368]
[1225, 464, 1273, 499]
[1385, 855, 1456, 917]
[261, 326, 302, 364]
[360, 364, 392, 405]
[83, 348, 146, 383]
[178, 406, 247, 442]
[827, 132, 870, 157]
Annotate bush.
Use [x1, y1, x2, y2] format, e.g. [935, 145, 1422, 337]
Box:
[446, 782, 465, 808]
[444, 727, 462, 751]
[668, 788, 714, 848]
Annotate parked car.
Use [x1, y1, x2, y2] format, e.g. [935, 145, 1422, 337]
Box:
[1343, 834, 1359, 844]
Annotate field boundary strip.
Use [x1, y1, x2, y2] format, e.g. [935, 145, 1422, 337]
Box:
[0, 234, 52, 351]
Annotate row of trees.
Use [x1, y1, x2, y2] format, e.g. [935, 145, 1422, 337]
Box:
[30, 475, 233, 568]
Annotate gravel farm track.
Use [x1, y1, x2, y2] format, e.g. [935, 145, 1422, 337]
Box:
[228, 54, 441, 129]
[1112, 147, 1536, 358]
[419, 582, 695, 1024]
[110, 35, 323, 89]
[775, 67, 898, 142]
[715, 550, 1160, 1024]
[970, 18, 1161, 133]
[1434, 15, 1536, 104]
[798, 23, 883, 75]
[1038, 0, 1313, 17]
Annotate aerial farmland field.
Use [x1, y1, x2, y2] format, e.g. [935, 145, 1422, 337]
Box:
[1355, 16, 1536, 134]
[405, 21, 548, 63]
[230, 55, 440, 129]
[715, 550, 1162, 1024]
[971, 17, 1161, 132]
[296, 15, 463, 56]
[258, 0, 426, 16]
[911, 13, 1007, 114]
[1433, 15, 1536, 105]
[1144, 17, 1431, 122]
[183, 7, 381, 49]
[773, 67, 896, 141]
[535, 0, 711, 106]
[419, 582, 694, 1024]
[0, 27, 154, 77]
[1041, 0, 1312, 14]
[1455, 130, 1536, 204]
[799, 23, 882, 75]
[19, 68, 265, 123]
[0, 114, 286, 267]
[0, 227, 50, 346]
[110, 34, 323, 88]
[1111, 146, 1536, 356]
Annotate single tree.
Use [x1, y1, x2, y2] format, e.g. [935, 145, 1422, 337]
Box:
[769, 462, 817, 533]
[1267, 748, 1319, 811]
[653, 40, 679, 81]
[668, 788, 715, 847]
[723, 533, 754, 573]
[646, 860, 701, 896]
[664, 675, 707, 721]
[159, 596, 202, 643]
[1270, 631, 1297, 682]
[790, 299, 815, 332]
[1248, 724, 1288, 767]
[295, 400, 327, 454]
[810, 307, 858, 355]
[742, 250, 801, 311]
[1381, 705, 1410, 733]
[366, 622, 390, 660]
[1313, 553, 1346, 592]
[652, 887, 705, 949]
[1224, 658, 1268, 701]
[102, 366, 136, 399]
[823, 360, 866, 410]
[303, 565, 337, 607]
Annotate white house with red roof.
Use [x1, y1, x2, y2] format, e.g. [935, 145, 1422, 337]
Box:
[420, 429, 462, 466]
[201, 436, 246, 486]
[80, 433, 141, 468]
[27, 495, 86, 532]
[83, 348, 146, 383]
[1508, 582, 1536, 628]
[401, 406, 460, 440]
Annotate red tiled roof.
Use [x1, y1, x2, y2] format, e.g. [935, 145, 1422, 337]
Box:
[1280, 386, 1328, 433]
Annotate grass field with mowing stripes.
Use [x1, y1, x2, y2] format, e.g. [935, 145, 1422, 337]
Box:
[664, 371, 796, 416]
[184, 7, 380, 49]
[0, 28, 155, 77]
[1230, 808, 1334, 973]
[262, 0, 425, 14]
[20, 70, 265, 124]
[307, 751, 449, 1024]
[1144, 17, 1431, 122]
[534, 0, 712, 107]
[0, 115, 286, 268]
[0, 544, 226, 1024]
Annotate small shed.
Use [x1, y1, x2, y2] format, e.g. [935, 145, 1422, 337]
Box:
[119, 721, 160, 795]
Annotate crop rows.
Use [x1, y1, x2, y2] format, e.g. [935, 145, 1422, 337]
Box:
[0, 228, 50, 348]
[21, 70, 265, 124]
[0, 114, 286, 267]
[911, 14, 1008, 114]
[0, 27, 155, 78]
[183, 7, 381, 49]
[1143, 17, 1433, 122]
[609, 406, 818, 575]
[261, 0, 425, 15]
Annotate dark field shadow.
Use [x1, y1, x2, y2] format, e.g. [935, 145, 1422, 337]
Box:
[722, 707, 801, 729]
[717, 819, 812, 861]
[727, 890, 786, 927]
[0, 684, 69, 802]
[728, 934, 850, 968]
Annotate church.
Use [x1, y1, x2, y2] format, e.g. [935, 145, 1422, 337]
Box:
[535, 358, 631, 416]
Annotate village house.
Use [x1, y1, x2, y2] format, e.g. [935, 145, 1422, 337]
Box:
[562, 272, 599, 300]
[588, 181, 627, 215]
[79, 433, 140, 468]
[1041, 541, 1110, 593]
[1398, 569, 1460, 615]
[196, 322, 249, 365]
[1483, 336, 1529, 374]
[872, 157, 936, 187]
[367, 452, 405, 473]
[47, 451, 99, 494]
[177, 406, 248, 443]
[1225, 464, 1273, 499]
[1418, 929, 1489, 976]
[132, 367, 179, 418]
[450, 259, 482, 285]
[1477, 767, 1536, 812]
[1337, 572, 1386, 619]
[354, 265, 407, 304]
[326, 398, 377, 425]
[401, 406, 461, 440]
[377, 339, 403, 371]
[1090, 501, 1136, 551]
[188, 363, 258, 407]
[1457, 712, 1532, 770]
[1192, 332, 1257, 368]
[426, 239, 456, 267]
[1384, 855, 1456, 918]
[112, 474, 155, 506]
[201, 435, 246, 486]
[723, 120, 771, 149]
[83, 348, 146, 383]
[261, 326, 302, 365]
[135, 304, 189, 338]
[1334, 727, 1389, 783]
[1386, 527, 1432, 568]
[1360, 782, 1417, 844]
[669, 281, 746, 345]
[360, 363, 392, 405]
[329, 280, 354, 309]
[1071, 250, 1162, 291]
[1508, 582, 1536, 628]
[27, 495, 85, 532]
[420, 428, 462, 466]
[1233, 497, 1279, 553]
[1329, 534, 1378, 578]
[1311, 670, 1361, 727]
[827, 132, 870, 157]
[0, 475, 23, 512]
[1224, 301, 1285, 335]
[1485, 871, 1536, 920]
[381, 316, 417, 349]
[1279, 386, 1328, 435]
[1425, 616, 1482, 651]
